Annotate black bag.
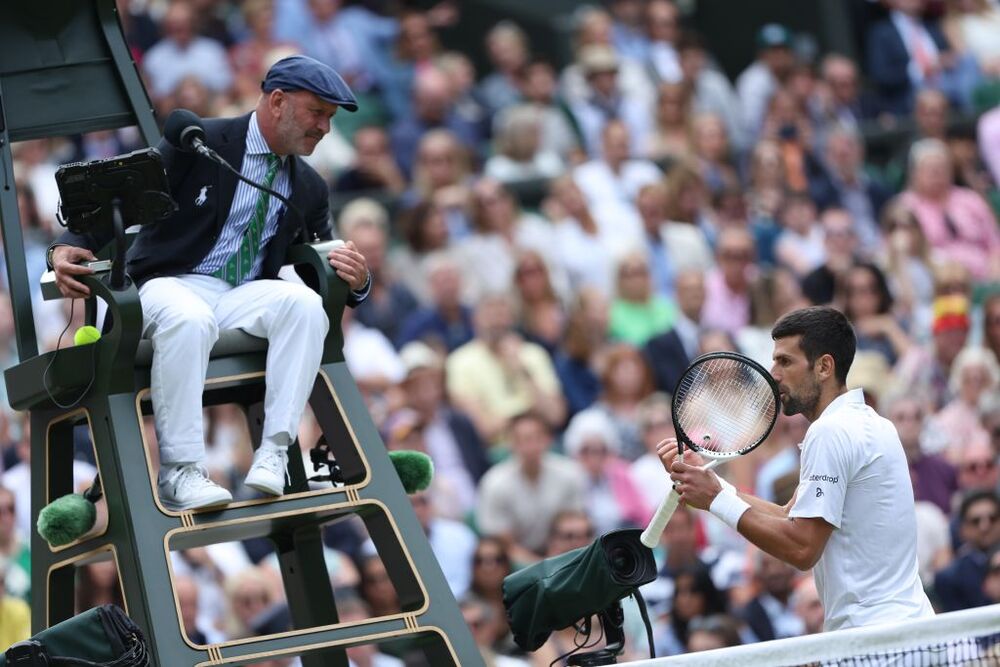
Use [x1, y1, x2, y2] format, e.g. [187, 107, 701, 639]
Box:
[1, 604, 148, 667]
[502, 529, 657, 652]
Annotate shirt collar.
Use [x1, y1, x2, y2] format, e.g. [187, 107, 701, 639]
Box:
[820, 388, 865, 418]
[797, 388, 865, 450]
[247, 112, 287, 163]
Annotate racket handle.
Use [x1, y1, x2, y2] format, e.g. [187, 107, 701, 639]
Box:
[640, 460, 723, 549]
[641, 487, 681, 548]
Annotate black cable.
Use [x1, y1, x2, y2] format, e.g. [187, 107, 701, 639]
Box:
[549, 614, 605, 667]
[205, 146, 314, 244]
[43, 299, 99, 409]
[633, 589, 656, 659]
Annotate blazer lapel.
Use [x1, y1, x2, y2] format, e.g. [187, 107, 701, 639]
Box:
[214, 114, 252, 230]
[285, 156, 311, 243]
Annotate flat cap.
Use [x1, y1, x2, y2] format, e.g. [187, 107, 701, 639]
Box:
[261, 55, 358, 112]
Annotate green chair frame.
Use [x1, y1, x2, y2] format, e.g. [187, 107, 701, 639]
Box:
[0, 3, 481, 665]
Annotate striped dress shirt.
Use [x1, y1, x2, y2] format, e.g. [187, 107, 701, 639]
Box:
[193, 112, 291, 280]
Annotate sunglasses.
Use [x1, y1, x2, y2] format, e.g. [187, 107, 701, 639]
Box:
[937, 281, 969, 295]
[620, 265, 649, 277]
[824, 227, 854, 238]
[965, 513, 999, 527]
[474, 554, 508, 566]
[516, 264, 545, 278]
[961, 460, 997, 474]
[555, 530, 594, 542]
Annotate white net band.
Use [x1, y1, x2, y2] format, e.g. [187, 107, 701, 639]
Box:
[627, 605, 1000, 666]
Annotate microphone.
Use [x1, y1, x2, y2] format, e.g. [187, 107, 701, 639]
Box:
[164, 108, 216, 159]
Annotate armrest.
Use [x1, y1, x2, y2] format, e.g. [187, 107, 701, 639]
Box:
[285, 241, 348, 364]
[39, 261, 114, 301]
[5, 274, 142, 410]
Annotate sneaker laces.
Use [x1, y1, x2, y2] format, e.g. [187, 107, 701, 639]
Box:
[256, 446, 291, 487]
[166, 463, 218, 494]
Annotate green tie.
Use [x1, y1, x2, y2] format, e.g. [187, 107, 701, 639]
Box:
[214, 153, 280, 286]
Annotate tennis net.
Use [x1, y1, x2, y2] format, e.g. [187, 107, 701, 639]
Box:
[629, 604, 1000, 666]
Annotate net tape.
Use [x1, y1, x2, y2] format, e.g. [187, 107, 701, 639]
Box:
[774, 633, 1000, 666]
[633, 605, 1000, 667]
[674, 356, 776, 456]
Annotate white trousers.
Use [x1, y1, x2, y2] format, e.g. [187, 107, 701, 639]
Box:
[139, 274, 329, 465]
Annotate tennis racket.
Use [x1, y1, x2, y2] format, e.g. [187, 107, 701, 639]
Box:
[640, 351, 780, 548]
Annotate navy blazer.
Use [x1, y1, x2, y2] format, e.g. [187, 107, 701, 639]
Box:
[57, 113, 348, 295]
[740, 596, 777, 643]
[444, 409, 491, 483]
[866, 17, 949, 115]
[643, 328, 691, 396]
[934, 548, 990, 612]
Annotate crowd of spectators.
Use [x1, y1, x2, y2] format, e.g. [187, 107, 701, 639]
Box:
[2, 0, 1000, 664]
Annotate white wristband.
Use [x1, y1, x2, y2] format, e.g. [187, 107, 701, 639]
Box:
[717, 476, 736, 496]
[710, 490, 750, 531]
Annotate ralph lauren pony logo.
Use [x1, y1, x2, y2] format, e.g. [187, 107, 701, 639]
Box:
[195, 185, 212, 207]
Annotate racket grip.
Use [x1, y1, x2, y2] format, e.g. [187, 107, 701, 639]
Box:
[641, 488, 682, 548]
[640, 460, 723, 549]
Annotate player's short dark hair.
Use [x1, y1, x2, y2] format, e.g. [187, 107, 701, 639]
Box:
[959, 489, 1000, 523]
[771, 306, 856, 385]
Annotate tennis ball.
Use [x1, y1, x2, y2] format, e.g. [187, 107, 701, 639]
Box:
[74, 325, 101, 346]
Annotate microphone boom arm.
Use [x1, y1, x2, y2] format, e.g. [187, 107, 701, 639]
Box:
[198, 145, 315, 244]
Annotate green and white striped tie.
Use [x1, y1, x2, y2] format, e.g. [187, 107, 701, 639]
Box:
[214, 153, 280, 286]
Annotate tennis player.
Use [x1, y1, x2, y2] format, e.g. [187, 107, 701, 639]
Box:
[663, 306, 934, 630]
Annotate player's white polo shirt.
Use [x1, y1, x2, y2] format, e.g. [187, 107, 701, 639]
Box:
[790, 388, 934, 630]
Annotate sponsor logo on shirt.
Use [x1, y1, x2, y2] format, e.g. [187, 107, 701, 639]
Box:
[808, 474, 839, 483]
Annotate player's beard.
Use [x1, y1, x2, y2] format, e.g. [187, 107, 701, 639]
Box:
[781, 375, 821, 417]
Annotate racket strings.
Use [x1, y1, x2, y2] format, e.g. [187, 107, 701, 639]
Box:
[675, 357, 777, 455]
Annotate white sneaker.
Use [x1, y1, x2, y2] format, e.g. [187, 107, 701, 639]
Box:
[158, 463, 233, 511]
[244, 446, 289, 496]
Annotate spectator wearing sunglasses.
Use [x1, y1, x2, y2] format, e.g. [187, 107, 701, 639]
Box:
[459, 595, 530, 667]
[887, 396, 957, 515]
[934, 490, 1000, 611]
[956, 441, 998, 496]
[544, 510, 595, 558]
[468, 537, 514, 651]
[563, 408, 648, 534]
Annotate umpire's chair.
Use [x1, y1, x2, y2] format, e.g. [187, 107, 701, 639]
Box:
[0, 2, 482, 665]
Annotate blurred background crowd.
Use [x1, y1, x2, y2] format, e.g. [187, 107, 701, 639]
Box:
[2, 0, 1000, 664]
